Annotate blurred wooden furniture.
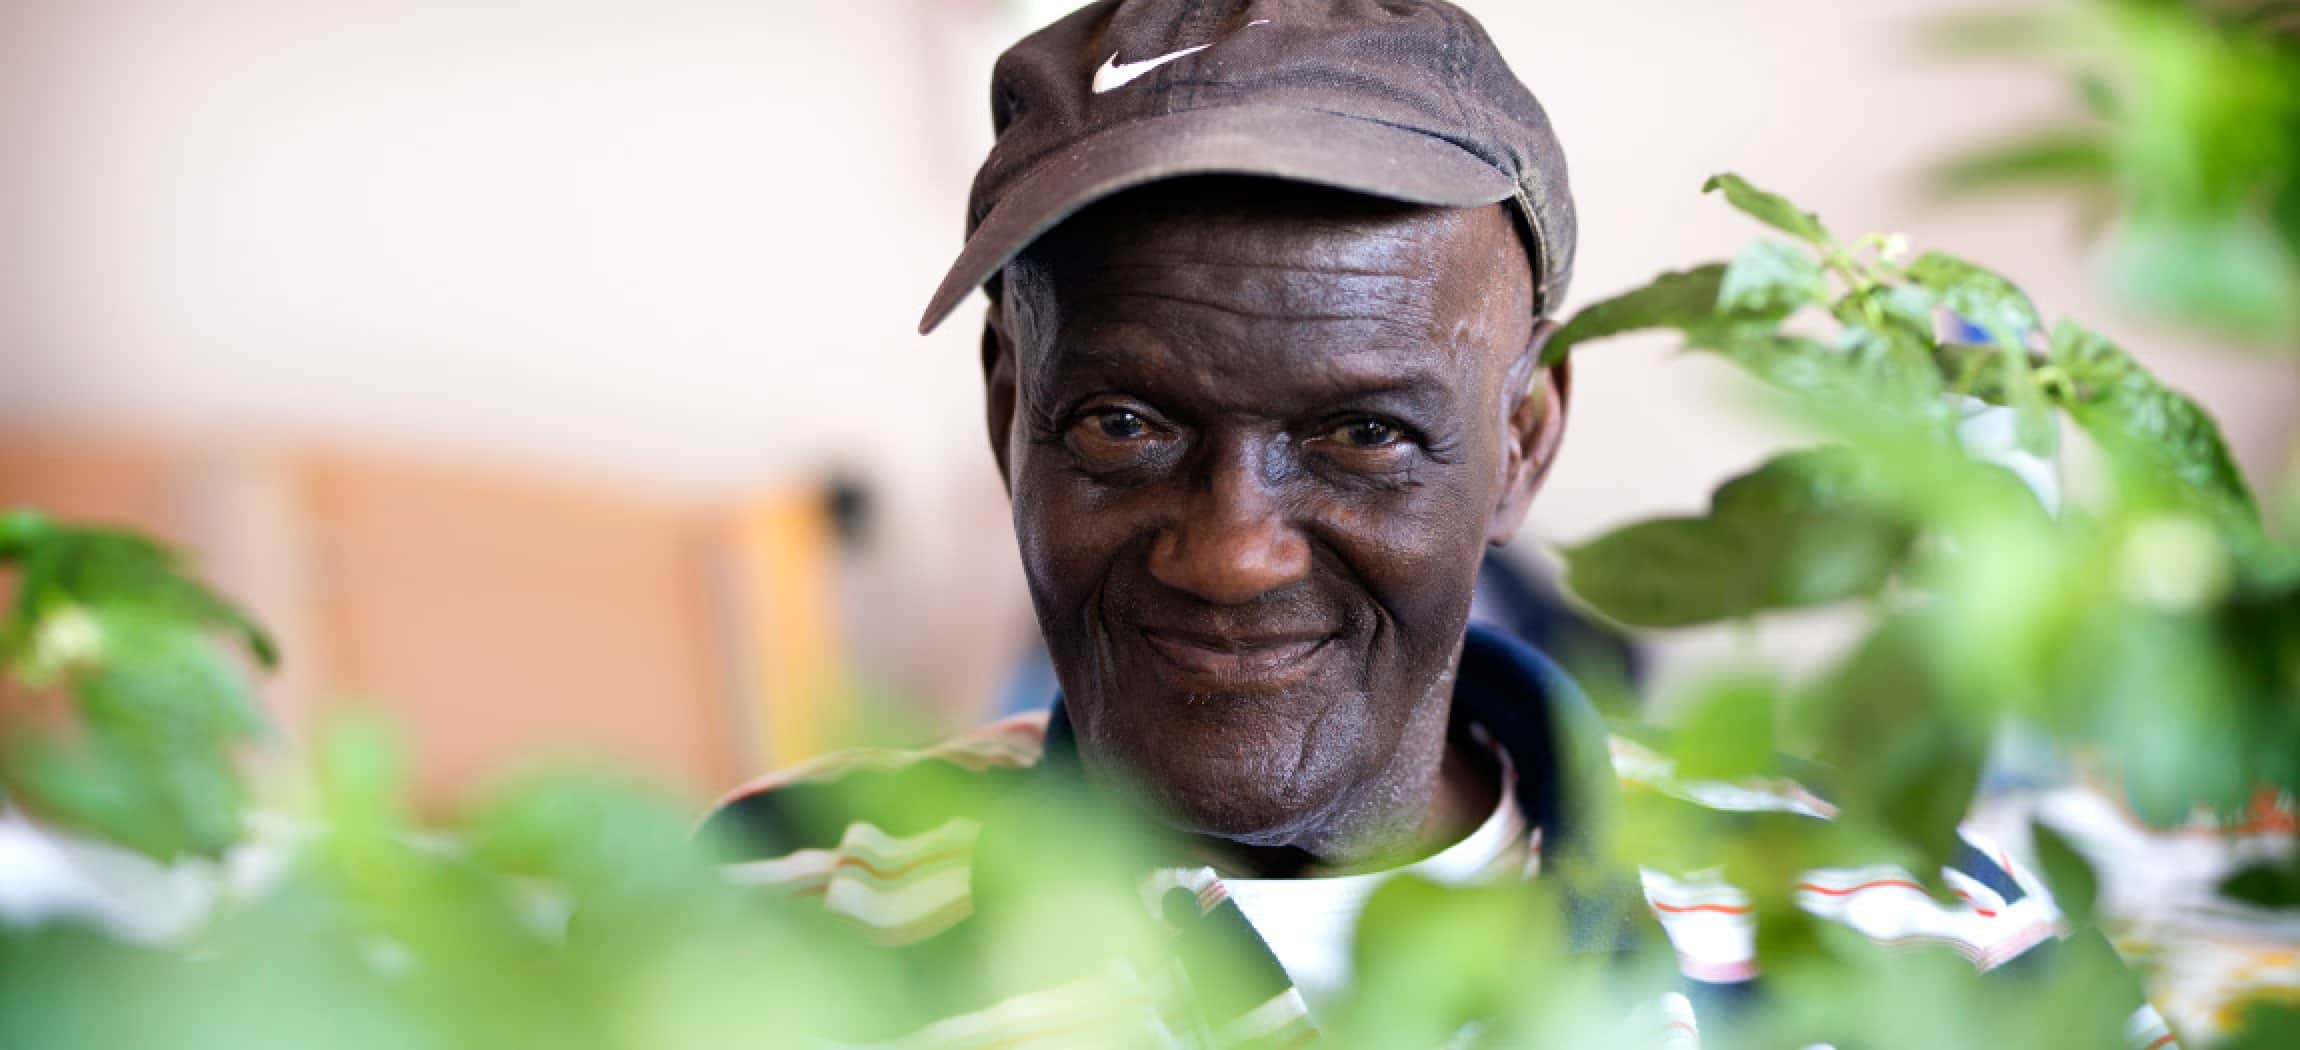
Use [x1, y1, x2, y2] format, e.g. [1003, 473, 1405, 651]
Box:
[0, 431, 842, 806]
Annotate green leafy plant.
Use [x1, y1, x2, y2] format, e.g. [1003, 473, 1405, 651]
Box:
[1552, 173, 2300, 1043]
[1926, 0, 2300, 343]
[1552, 172, 2264, 627]
[0, 509, 275, 859]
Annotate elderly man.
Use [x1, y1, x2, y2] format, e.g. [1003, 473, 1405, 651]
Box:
[705, 1, 2130, 1045]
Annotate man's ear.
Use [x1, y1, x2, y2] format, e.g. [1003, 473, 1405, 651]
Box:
[982, 300, 1020, 494]
[1487, 319, 1571, 547]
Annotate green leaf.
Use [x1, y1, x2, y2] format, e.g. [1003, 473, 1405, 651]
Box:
[1562, 447, 1914, 627]
[2007, 356, 2061, 457]
[1703, 173, 1832, 244]
[1543, 264, 1729, 365]
[1849, 327, 1946, 404]
[1347, 876, 1554, 1043]
[1689, 326, 1866, 407]
[84, 605, 267, 739]
[5, 606, 265, 858]
[2102, 213, 2300, 343]
[2223, 1003, 2300, 1050]
[1788, 616, 1928, 766]
[1784, 616, 1993, 872]
[1912, 9, 2062, 58]
[1671, 676, 1780, 782]
[0, 516, 276, 859]
[2072, 68, 2120, 121]
[1878, 734, 1988, 875]
[1718, 238, 1829, 317]
[2048, 319, 2261, 536]
[1927, 130, 2115, 197]
[1902, 252, 2061, 452]
[1905, 251, 2043, 343]
[1823, 284, 1953, 416]
[2029, 822, 2098, 925]
[0, 508, 49, 555]
[1, 521, 276, 671]
[2276, 156, 2300, 260]
[2220, 858, 2300, 909]
[1873, 282, 1941, 336]
[468, 770, 714, 909]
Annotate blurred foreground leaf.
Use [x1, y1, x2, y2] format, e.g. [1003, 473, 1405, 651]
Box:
[1930, 129, 2116, 194]
[2029, 821, 2099, 925]
[1564, 447, 1912, 628]
[2221, 856, 2300, 910]
[1, 509, 274, 859]
[2224, 1003, 2300, 1050]
[1926, 0, 2300, 344]
[2048, 319, 2262, 540]
[1671, 674, 1781, 782]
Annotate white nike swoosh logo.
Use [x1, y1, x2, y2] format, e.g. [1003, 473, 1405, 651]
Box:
[1091, 43, 1212, 94]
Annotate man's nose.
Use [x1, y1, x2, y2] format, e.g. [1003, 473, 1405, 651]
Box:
[1146, 450, 1311, 605]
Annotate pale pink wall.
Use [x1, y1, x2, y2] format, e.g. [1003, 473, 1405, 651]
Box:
[3, 0, 2293, 707]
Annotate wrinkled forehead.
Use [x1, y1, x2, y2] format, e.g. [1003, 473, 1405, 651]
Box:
[1004, 179, 1535, 382]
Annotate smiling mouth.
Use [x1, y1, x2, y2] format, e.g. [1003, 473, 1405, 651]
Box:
[1138, 628, 1335, 689]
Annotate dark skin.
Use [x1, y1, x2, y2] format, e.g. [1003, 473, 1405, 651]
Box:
[982, 179, 1569, 876]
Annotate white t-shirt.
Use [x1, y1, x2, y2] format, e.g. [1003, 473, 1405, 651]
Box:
[1219, 750, 1528, 1018]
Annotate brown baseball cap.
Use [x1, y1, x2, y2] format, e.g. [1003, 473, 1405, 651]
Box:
[917, 0, 1577, 335]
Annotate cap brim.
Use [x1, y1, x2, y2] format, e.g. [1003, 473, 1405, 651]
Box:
[917, 103, 1518, 335]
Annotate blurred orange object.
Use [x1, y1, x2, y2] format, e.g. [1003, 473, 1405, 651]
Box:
[0, 430, 858, 806]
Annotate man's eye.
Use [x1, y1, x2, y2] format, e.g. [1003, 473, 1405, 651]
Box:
[1092, 409, 1152, 440]
[1063, 407, 1170, 472]
[1329, 418, 1403, 449]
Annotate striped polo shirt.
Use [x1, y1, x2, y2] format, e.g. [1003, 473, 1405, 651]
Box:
[702, 624, 2170, 1048]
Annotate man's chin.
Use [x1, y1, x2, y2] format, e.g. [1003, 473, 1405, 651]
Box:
[1078, 735, 1340, 849]
[1128, 789, 1324, 851]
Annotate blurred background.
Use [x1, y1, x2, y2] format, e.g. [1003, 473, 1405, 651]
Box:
[2, 0, 2294, 807]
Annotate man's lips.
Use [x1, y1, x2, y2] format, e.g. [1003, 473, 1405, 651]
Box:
[1137, 627, 1336, 688]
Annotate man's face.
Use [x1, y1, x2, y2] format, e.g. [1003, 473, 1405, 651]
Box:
[987, 180, 1565, 856]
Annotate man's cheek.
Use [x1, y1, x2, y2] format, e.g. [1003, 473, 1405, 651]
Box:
[1012, 470, 1118, 615]
[1335, 496, 1483, 593]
